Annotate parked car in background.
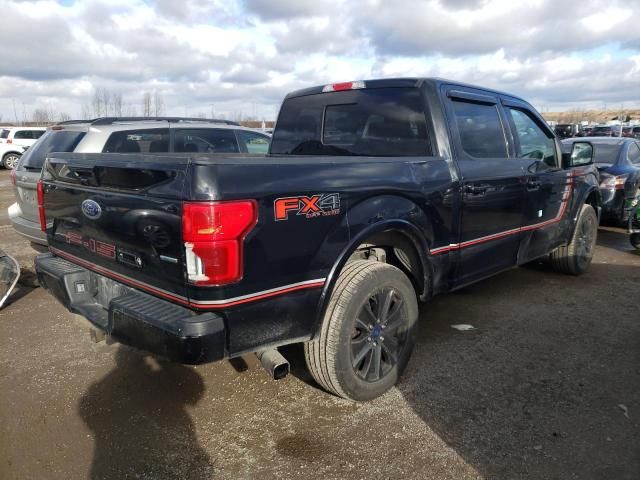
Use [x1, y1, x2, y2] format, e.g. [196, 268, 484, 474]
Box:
[583, 126, 595, 136]
[0, 127, 13, 143]
[591, 125, 622, 137]
[0, 141, 29, 169]
[0, 127, 46, 168]
[563, 137, 640, 226]
[623, 126, 640, 139]
[554, 123, 583, 139]
[9, 117, 271, 244]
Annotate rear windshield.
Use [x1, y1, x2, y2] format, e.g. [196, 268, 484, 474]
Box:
[19, 129, 86, 170]
[0, 129, 9, 139]
[592, 143, 622, 165]
[270, 87, 432, 156]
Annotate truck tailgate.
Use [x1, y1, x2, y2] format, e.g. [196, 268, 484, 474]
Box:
[42, 153, 190, 301]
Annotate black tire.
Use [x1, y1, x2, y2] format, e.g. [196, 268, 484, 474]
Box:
[550, 204, 598, 275]
[304, 260, 419, 401]
[630, 233, 640, 250]
[2, 152, 21, 170]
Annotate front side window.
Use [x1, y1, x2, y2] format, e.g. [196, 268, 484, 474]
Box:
[102, 129, 170, 153]
[237, 130, 270, 154]
[451, 100, 507, 158]
[507, 108, 557, 168]
[174, 129, 239, 153]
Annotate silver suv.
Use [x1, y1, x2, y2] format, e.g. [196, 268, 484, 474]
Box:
[9, 117, 271, 245]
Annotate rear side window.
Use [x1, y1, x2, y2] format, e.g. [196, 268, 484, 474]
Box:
[237, 130, 270, 154]
[270, 87, 432, 156]
[628, 143, 640, 165]
[451, 100, 507, 158]
[592, 143, 622, 165]
[13, 130, 32, 139]
[1, 129, 9, 139]
[102, 129, 169, 153]
[33, 130, 45, 139]
[19, 130, 87, 170]
[174, 129, 239, 153]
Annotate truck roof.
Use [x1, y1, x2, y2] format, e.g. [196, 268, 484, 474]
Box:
[284, 77, 528, 105]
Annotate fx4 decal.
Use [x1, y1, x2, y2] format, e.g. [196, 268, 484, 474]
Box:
[274, 193, 341, 221]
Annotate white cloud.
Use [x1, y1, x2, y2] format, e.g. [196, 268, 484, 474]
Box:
[0, 0, 638, 122]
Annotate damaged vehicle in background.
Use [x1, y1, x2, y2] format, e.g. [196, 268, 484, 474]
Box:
[563, 137, 640, 226]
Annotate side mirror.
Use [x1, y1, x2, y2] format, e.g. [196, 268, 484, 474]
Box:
[563, 141, 593, 168]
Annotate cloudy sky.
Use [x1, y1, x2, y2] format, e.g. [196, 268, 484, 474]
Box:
[0, 0, 639, 121]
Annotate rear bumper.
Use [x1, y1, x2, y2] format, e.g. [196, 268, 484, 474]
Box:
[35, 253, 226, 364]
[8, 202, 47, 245]
[599, 188, 632, 224]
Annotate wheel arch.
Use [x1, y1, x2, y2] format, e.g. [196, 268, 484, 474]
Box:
[313, 217, 434, 338]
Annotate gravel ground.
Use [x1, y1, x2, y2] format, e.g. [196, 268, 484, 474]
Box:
[0, 168, 638, 479]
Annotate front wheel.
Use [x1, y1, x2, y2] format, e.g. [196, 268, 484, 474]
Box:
[2, 153, 21, 170]
[304, 260, 419, 401]
[550, 204, 598, 275]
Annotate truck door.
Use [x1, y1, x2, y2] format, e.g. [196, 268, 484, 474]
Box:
[442, 88, 527, 286]
[501, 101, 573, 262]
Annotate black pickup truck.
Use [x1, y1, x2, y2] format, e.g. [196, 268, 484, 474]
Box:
[35, 78, 600, 401]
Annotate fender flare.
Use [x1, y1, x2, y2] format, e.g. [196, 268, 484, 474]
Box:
[312, 218, 434, 336]
[568, 184, 601, 238]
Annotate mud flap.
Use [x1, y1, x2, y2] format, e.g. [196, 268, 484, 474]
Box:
[0, 248, 20, 309]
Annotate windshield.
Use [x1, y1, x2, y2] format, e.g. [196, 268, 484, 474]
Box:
[270, 87, 432, 156]
[19, 129, 86, 170]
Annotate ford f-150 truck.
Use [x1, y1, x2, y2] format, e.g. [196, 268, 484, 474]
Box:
[35, 78, 600, 401]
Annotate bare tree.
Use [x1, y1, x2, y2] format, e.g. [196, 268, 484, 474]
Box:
[125, 102, 137, 116]
[153, 90, 164, 116]
[92, 89, 104, 117]
[142, 92, 152, 116]
[58, 112, 72, 122]
[32, 107, 54, 125]
[112, 92, 123, 116]
[101, 88, 112, 116]
[81, 102, 92, 120]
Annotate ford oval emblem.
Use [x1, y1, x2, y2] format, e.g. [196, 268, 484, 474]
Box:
[81, 199, 102, 220]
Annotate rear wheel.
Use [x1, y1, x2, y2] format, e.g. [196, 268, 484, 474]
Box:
[304, 260, 418, 401]
[2, 153, 21, 170]
[550, 204, 598, 275]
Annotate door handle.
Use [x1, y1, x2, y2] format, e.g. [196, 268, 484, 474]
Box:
[526, 179, 541, 191]
[465, 184, 489, 195]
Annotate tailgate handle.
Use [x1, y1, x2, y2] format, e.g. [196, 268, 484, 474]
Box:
[117, 250, 143, 269]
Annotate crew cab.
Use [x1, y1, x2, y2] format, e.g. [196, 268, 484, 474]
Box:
[35, 78, 601, 401]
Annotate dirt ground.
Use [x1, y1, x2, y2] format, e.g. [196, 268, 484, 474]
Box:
[0, 168, 638, 480]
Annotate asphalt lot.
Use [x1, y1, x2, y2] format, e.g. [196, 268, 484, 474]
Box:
[0, 167, 638, 480]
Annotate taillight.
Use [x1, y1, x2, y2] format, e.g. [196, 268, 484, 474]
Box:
[10, 169, 16, 186]
[322, 80, 366, 92]
[182, 200, 257, 286]
[600, 174, 628, 190]
[37, 180, 47, 232]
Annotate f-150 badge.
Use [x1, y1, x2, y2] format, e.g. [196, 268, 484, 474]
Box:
[274, 193, 340, 221]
